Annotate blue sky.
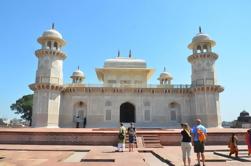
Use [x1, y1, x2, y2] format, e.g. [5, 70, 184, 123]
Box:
[0, 0, 250, 121]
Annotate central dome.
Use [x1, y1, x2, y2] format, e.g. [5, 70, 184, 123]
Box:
[104, 57, 146, 68]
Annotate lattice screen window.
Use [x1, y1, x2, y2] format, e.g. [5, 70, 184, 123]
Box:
[105, 110, 112, 121]
[144, 110, 150, 121]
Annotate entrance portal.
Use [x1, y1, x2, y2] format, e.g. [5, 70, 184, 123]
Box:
[120, 102, 135, 123]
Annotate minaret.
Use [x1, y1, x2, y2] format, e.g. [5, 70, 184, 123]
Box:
[187, 27, 224, 127]
[29, 24, 66, 128]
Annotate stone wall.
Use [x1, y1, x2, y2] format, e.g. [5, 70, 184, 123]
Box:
[0, 128, 247, 146]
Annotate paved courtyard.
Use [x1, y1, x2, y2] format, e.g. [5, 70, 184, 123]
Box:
[0, 144, 250, 166]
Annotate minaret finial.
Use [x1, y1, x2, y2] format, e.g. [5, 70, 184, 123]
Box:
[129, 50, 132, 58]
[117, 50, 120, 57]
[52, 23, 55, 29]
[77, 66, 80, 70]
[164, 67, 166, 72]
[199, 26, 202, 33]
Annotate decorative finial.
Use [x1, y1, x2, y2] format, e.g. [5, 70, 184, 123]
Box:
[52, 23, 55, 29]
[129, 50, 132, 58]
[77, 66, 80, 70]
[164, 67, 166, 72]
[117, 50, 120, 57]
[199, 26, 202, 33]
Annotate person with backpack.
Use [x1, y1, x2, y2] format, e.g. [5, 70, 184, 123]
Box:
[128, 123, 136, 152]
[117, 123, 126, 152]
[180, 123, 192, 166]
[191, 119, 207, 166]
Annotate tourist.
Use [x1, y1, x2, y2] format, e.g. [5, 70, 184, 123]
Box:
[117, 123, 126, 152]
[228, 133, 239, 157]
[83, 117, 86, 128]
[180, 123, 192, 166]
[191, 119, 207, 166]
[128, 122, 136, 152]
[246, 129, 251, 156]
[74, 115, 81, 128]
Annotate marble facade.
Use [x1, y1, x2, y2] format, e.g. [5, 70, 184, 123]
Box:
[29, 26, 224, 128]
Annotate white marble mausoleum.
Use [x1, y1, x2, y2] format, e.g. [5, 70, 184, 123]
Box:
[29, 26, 224, 128]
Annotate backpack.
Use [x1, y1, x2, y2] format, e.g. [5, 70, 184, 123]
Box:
[118, 130, 124, 140]
[197, 129, 206, 142]
[128, 127, 135, 136]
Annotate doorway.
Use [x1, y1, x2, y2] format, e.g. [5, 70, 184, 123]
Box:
[120, 102, 135, 123]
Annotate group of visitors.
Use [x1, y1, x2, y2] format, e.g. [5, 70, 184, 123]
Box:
[117, 123, 136, 152]
[115, 120, 251, 166]
[74, 115, 86, 128]
[181, 119, 251, 166]
[226, 129, 251, 158]
[180, 119, 207, 166]
[220, 129, 251, 159]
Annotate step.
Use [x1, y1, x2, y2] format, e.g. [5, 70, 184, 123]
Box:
[143, 140, 161, 143]
[141, 134, 159, 137]
[142, 137, 159, 140]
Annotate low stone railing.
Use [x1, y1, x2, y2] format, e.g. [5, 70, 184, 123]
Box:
[0, 128, 247, 146]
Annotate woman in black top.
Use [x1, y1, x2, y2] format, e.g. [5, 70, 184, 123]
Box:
[181, 123, 192, 166]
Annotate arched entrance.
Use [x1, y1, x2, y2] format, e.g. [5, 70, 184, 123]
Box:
[120, 102, 135, 123]
[73, 101, 87, 128]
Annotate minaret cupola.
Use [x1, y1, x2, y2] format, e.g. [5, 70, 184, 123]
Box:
[37, 23, 66, 51]
[71, 67, 85, 84]
[188, 27, 215, 54]
[158, 67, 173, 85]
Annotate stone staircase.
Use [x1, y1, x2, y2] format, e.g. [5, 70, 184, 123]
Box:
[141, 134, 163, 148]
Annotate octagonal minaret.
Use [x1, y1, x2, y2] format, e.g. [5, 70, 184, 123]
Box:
[188, 27, 218, 86]
[187, 27, 224, 127]
[29, 24, 66, 127]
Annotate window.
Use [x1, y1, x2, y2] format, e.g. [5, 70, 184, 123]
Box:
[54, 42, 58, 49]
[171, 111, 176, 121]
[206, 79, 214, 85]
[105, 110, 111, 121]
[196, 79, 204, 86]
[197, 45, 202, 53]
[203, 45, 207, 53]
[144, 110, 150, 121]
[120, 80, 131, 84]
[47, 41, 52, 49]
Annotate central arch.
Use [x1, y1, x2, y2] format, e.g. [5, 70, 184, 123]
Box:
[120, 102, 135, 123]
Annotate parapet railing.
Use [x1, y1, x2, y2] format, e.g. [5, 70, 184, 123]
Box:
[64, 83, 191, 89]
[36, 76, 61, 84]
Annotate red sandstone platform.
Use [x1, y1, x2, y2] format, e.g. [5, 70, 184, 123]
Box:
[0, 144, 250, 165]
[0, 128, 248, 146]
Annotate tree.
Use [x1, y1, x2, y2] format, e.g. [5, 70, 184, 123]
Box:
[0, 118, 7, 126]
[10, 94, 33, 126]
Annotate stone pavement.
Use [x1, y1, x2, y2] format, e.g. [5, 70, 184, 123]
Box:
[0, 144, 250, 166]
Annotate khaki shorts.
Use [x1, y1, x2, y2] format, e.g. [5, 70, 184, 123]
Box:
[181, 142, 192, 159]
